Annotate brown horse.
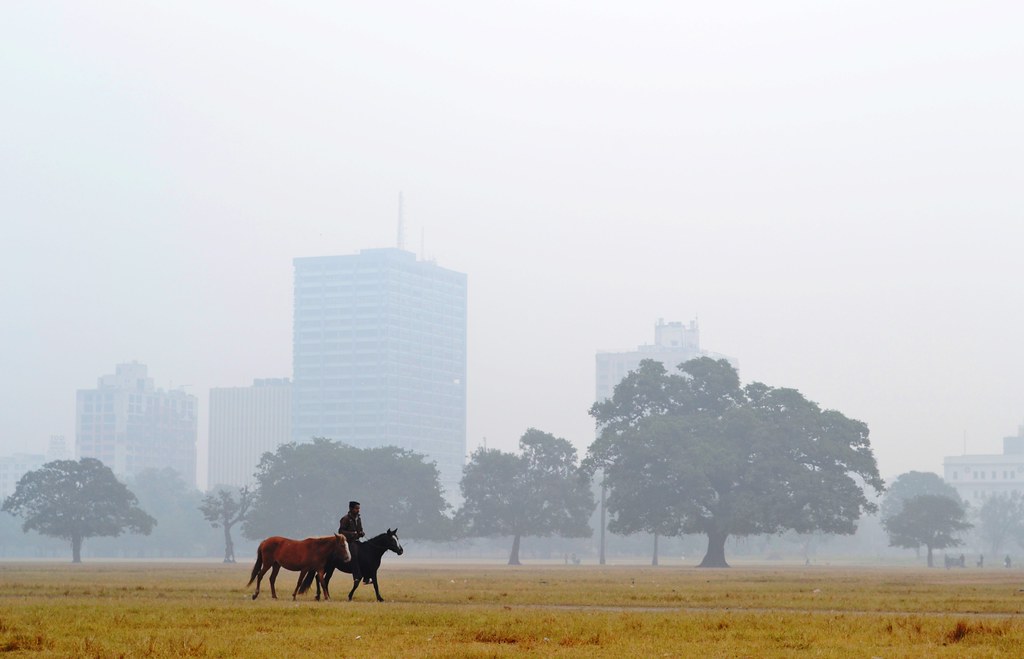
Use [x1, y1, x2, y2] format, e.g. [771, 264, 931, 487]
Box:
[247, 534, 351, 601]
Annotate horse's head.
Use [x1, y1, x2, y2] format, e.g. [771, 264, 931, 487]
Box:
[386, 528, 404, 555]
[334, 533, 353, 563]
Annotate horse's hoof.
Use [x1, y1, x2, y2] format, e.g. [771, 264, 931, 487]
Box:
[252, 594, 258, 601]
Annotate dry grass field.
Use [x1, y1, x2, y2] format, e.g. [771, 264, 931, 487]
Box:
[2, 561, 1024, 657]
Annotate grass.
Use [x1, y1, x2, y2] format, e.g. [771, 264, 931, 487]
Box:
[2, 562, 1024, 656]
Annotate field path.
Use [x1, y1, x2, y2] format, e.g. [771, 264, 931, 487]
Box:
[404, 600, 1024, 619]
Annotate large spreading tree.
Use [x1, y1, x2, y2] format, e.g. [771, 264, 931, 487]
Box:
[588, 357, 884, 567]
[243, 438, 452, 541]
[883, 494, 971, 567]
[1, 458, 156, 562]
[457, 428, 595, 565]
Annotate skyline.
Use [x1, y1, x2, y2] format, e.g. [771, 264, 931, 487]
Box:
[6, 256, 1021, 491]
[3, 2, 1023, 490]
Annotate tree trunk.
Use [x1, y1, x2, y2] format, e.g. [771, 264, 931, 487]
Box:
[698, 530, 730, 568]
[599, 475, 606, 566]
[223, 525, 235, 563]
[71, 535, 83, 564]
[926, 544, 934, 568]
[651, 532, 659, 566]
[508, 534, 522, 565]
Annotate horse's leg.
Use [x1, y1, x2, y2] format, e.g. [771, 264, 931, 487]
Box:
[269, 564, 281, 599]
[253, 560, 273, 600]
[371, 572, 384, 602]
[348, 577, 360, 601]
[292, 571, 306, 600]
[317, 565, 334, 602]
[318, 568, 330, 601]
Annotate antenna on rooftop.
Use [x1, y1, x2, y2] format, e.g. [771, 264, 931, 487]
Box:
[397, 191, 406, 251]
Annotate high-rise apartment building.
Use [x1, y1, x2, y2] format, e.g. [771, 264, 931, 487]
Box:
[76, 362, 197, 487]
[293, 248, 468, 498]
[208, 378, 292, 488]
[596, 319, 735, 404]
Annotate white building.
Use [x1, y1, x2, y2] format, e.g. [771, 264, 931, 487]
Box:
[944, 425, 1024, 504]
[76, 362, 198, 487]
[208, 378, 292, 488]
[596, 319, 735, 404]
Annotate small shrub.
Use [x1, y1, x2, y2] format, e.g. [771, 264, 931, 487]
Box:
[473, 630, 519, 644]
[1, 634, 51, 652]
[946, 620, 970, 644]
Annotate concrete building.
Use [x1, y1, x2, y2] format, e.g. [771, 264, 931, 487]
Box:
[0, 453, 46, 499]
[596, 319, 735, 404]
[292, 248, 467, 499]
[944, 424, 1024, 504]
[208, 378, 292, 488]
[47, 435, 70, 462]
[76, 362, 198, 487]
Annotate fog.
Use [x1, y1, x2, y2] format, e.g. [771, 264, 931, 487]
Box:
[2, 1, 1022, 490]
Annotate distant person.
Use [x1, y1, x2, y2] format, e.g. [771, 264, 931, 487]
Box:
[959, 553, 966, 568]
[977, 554, 984, 568]
[1005, 555, 1012, 568]
[338, 501, 366, 583]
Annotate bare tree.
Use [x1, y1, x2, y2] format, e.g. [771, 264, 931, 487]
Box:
[199, 486, 252, 563]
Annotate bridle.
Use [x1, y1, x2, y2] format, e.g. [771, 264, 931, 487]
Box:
[366, 531, 403, 554]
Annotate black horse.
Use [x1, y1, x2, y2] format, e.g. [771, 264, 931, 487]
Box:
[298, 528, 404, 602]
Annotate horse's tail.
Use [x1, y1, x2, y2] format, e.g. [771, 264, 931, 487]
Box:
[247, 547, 263, 587]
[297, 569, 317, 595]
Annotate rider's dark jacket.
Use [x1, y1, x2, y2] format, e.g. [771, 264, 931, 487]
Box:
[338, 512, 364, 542]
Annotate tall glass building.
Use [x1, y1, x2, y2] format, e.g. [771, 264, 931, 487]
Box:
[292, 248, 467, 499]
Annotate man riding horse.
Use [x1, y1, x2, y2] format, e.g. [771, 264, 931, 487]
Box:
[338, 501, 367, 583]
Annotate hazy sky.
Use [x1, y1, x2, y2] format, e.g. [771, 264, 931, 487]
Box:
[3, 1, 1022, 490]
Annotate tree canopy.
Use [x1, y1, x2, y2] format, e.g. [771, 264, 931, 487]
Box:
[125, 468, 206, 557]
[1, 458, 155, 562]
[883, 494, 971, 567]
[457, 428, 595, 565]
[880, 471, 962, 523]
[975, 492, 1023, 556]
[588, 357, 884, 567]
[242, 438, 451, 541]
